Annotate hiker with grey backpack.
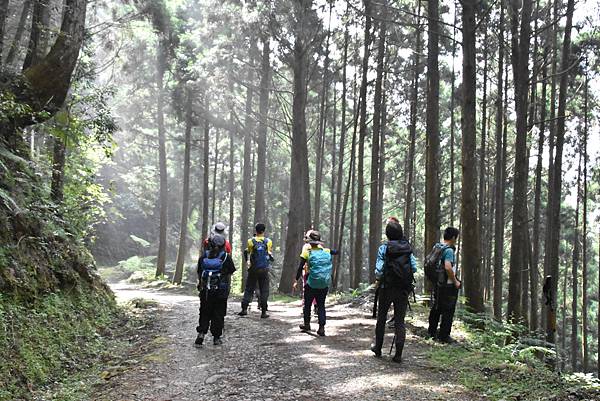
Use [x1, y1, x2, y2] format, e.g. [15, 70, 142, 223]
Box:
[292, 230, 338, 337]
[370, 220, 417, 363]
[425, 227, 461, 343]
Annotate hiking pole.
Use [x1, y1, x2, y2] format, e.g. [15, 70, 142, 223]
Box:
[389, 333, 396, 355]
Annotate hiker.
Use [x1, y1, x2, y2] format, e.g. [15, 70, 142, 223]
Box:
[202, 222, 232, 253]
[426, 227, 461, 343]
[238, 223, 274, 318]
[293, 230, 338, 337]
[195, 234, 236, 347]
[299, 230, 319, 315]
[370, 221, 417, 363]
[372, 216, 401, 319]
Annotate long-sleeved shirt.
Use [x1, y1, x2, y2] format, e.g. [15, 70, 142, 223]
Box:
[374, 242, 417, 281]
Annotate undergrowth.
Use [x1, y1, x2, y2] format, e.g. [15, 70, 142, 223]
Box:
[0, 291, 119, 400]
[428, 311, 600, 401]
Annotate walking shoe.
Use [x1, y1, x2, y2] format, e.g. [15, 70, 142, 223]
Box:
[194, 333, 204, 348]
[299, 322, 312, 332]
[238, 307, 248, 316]
[392, 355, 402, 364]
[438, 336, 455, 344]
[213, 337, 223, 346]
[370, 344, 382, 358]
[261, 310, 269, 319]
[317, 325, 325, 337]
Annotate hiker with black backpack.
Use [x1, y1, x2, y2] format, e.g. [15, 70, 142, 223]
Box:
[202, 222, 232, 253]
[370, 221, 417, 363]
[425, 227, 461, 343]
[195, 234, 236, 347]
[292, 230, 338, 337]
[238, 223, 274, 318]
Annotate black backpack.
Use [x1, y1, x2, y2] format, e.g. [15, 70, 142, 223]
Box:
[424, 243, 451, 285]
[382, 240, 414, 290]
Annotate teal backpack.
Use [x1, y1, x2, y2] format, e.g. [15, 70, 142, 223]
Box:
[307, 249, 333, 289]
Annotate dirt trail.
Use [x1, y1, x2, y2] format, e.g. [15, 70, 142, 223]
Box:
[93, 284, 476, 401]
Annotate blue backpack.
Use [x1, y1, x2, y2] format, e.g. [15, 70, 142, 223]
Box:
[201, 250, 227, 291]
[307, 249, 333, 289]
[251, 238, 270, 269]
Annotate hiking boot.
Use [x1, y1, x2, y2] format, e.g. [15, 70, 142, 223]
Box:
[438, 336, 455, 344]
[370, 344, 382, 358]
[194, 333, 205, 348]
[238, 306, 248, 316]
[213, 337, 223, 346]
[392, 354, 403, 364]
[317, 324, 325, 337]
[299, 321, 312, 332]
[261, 310, 269, 319]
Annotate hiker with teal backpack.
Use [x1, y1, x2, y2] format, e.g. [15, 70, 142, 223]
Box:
[292, 230, 338, 337]
[370, 220, 417, 363]
[239, 223, 274, 318]
[195, 234, 236, 347]
[425, 227, 461, 343]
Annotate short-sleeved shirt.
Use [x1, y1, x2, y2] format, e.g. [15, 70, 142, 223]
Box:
[442, 247, 456, 284]
[300, 244, 332, 274]
[300, 243, 324, 260]
[246, 235, 273, 255]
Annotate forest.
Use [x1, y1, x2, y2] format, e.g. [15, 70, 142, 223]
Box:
[1, 0, 600, 399]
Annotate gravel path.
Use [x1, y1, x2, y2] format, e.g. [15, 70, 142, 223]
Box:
[93, 284, 476, 401]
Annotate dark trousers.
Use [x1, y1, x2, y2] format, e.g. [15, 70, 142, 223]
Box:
[374, 287, 409, 356]
[197, 291, 228, 338]
[242, 268, 269, 311]
[428, 284, 459, 340]
[303, 285, 328, 326]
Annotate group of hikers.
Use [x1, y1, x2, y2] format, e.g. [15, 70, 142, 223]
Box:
[193, 219, 461, 364]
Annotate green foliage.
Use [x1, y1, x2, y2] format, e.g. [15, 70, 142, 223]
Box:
[0, 291, 117, 401]
[117, 255, 156, 272]
[428, 311, 600, 401]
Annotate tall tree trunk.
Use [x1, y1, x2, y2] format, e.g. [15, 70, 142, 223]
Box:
[279, 0, 313, 294]
[240, 59, 255, 290]
[493, 0, 506, 319]
[211, 130, 221, 224]
[571, 150, 582, 371]
[0, 0, 9, 68]
[23, 0, 50, 70]
[228, 109, 235, 248]
[201, 100, 210, 241]
[545, 0, 575, 343]
[332, 25, 349, 289]
[254, 37, 270, 224]
[460, 0, 483, 313]
[353, 0, 372, 289]
[543, 0, 560, 342]
[368, 20, 385, 284]
[424, 0, 441, 293]
[449, 3, 458, 227]
[50, 136, 66, 202]
[479, 26, 489, 281]
[507, 0, 533, 322]
[313, 6, 332, 230]
[581, 70, 589, 372]
[531, 45, 548, 331]
[5, 0, 32, 68]
[155, 37, 168, 278]
[173, 89, 193, 285]
[404, 0, 422, 237]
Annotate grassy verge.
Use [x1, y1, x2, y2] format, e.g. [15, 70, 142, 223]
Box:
[428, 311, 600, 401]
[0, 291, 160, 401]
